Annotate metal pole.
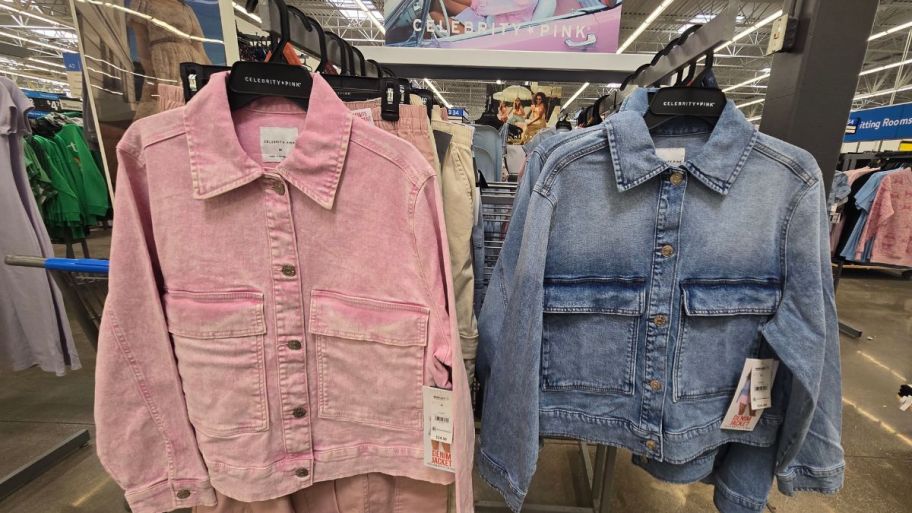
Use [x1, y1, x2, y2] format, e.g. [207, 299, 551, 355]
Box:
[887, 28, 912, 106]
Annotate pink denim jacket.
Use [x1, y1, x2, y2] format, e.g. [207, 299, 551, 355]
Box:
[95, 72, 474, 513]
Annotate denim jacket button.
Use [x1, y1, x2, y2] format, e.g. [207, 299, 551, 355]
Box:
[669, 172, 685, 185]
[295, 467, 310, 478]
[649, 379, 662, 391]
[645, 440, 658, 451]
[661, 244, 675, 257]
[293, 407, 307, 418]
[287, 339, 302, 350]
[281, 264, 297, 277]
[176, 489, 191, 499]
[271, 180, 286, 195]
[653, 314, 668, 327]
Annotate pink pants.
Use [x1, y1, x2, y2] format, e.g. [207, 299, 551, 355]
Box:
[194, 473, 448, 513]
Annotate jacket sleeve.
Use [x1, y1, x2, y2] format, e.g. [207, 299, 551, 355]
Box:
[95, 145, 216, 513]
[761, 178, 845, 495]
[477, 182, 554, 513]
[413, 174, 476, 513]
[476, 149, 544, 383]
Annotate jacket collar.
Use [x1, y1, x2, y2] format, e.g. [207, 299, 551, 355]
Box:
[605, 88, 758, 195]
[183, 71, 353, 209]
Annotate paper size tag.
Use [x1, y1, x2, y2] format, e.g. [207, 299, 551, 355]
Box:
[721, 358, 778, 431]
[260, 127, 298, 163]
[350, 108, 375, 126]
[899, 395, 912, 412]
[423, 386, 455, 472]
[656, 147, 686, 166]
[750, 359, 779, 410]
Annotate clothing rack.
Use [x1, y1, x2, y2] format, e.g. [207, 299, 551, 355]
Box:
[0, 256, 107, 501]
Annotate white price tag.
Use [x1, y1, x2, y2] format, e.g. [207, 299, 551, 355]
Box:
[721, 358, 778, 431]
[260, 127, 298, 163]
[750, 359, 778, 410]
[423, 386, 455, 472]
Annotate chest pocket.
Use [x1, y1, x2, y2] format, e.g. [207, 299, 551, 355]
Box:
[541, 278, 645, 395]
[309, 290, 429, 431]
[164, 290, 268, 438]
[673, 279, 780, 402]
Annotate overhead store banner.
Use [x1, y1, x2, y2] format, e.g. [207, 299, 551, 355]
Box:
[844, 102, 912, 142]
[384, 0, 622, 52]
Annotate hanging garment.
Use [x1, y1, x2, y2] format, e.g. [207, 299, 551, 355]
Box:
[55, 123, 110, 222]
[0, 77, 78, 375]
[834, 169, 880, 256]
[854, 169, 912, 266]
[837, 169, 902, 262]
[193, 473, 447, 513]
[30, 135, 86, 240]
[477, 88, 842, 513]
[95, 72, 474, 513]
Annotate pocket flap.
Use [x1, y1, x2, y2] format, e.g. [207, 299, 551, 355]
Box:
[163, 290, 266, 338]
[681, 280, 781, 316]
[543, 278, 645, 316]
[308, 290, 429, 347]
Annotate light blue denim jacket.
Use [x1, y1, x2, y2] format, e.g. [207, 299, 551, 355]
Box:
[477, 89, 844, 513]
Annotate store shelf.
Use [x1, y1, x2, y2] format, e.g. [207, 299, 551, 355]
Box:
[356, 47, 651, 82]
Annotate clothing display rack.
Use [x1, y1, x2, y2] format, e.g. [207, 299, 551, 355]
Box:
[0, 256, 107, 501]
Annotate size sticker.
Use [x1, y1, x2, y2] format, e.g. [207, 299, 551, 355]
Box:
[721, 358, 778, 431]
[656, 147, 686, 166]
[750, 359, 779, 410]
[260, 127, 298, 163]
[350, 108, 375, 126]
[423, 386, 455, 472]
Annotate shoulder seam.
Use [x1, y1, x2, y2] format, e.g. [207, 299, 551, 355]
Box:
[537, 136, 609, 196]
[752, 139, 817, 186]
[350, 131, 429, 186]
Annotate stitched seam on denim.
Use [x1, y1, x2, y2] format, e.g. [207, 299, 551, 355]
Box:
[752, 140, 817, 186]
[726, 127, 760, 190]
[309, 294, 429, 345]
[715, 478, 765, 510]
[537, 137, 609, 195]
[107, 310, 177, 481]
[778, 182, 817, 320]
[351, 131, 430, 187]
[778, 463, 846, 479]
[117, 143, 146, 168]
[137, 124, 186, 150]
[478, 449, 528, 498]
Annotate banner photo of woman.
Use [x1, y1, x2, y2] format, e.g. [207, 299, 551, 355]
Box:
[487, 83, 561, 144]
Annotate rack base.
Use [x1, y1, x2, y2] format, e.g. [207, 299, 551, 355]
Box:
[0, 429, 91, 501]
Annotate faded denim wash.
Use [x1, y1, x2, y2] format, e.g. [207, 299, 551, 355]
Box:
[477, 89, 843, 513]
[95, 72, 474, 513]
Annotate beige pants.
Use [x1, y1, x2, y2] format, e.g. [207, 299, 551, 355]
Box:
[431, 120, 478, 370]
[194, 474, 448, 513]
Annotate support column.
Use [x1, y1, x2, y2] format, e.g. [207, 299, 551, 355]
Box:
[759, 0, 878, 190]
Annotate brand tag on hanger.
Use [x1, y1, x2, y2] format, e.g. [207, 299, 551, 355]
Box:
[350, 108, 375, 126]
[260, 127, 298, 163]
[721, 358, 778, 431]
[656, 148, 686, 166]
[423, 386, 455, 473]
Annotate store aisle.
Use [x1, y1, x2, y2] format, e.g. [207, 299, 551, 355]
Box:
[0, 241, 909, 512]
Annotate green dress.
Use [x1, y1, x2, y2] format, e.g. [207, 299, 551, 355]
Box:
[54, 124, 110, 223]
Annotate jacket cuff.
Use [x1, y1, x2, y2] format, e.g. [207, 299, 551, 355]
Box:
[713, 479, 766, 513]
[777, 465, 845, 496]
[124, 478, 217, 513]
[477, 448, 526, 513]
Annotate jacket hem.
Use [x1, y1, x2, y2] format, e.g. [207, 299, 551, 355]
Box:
[713, 479, 766, 513]
[477, 448, 526, 513]
[776, 465, 844, 496]
[124, 478, 216, 513]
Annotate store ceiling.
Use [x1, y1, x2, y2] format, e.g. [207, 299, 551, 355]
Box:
[2, 0, 912, 123]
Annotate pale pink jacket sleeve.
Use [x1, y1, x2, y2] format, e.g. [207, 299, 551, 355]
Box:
[95, 144, 217, 513]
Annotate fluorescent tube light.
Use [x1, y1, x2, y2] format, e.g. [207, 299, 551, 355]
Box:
[716, 10, 782, 52]
[353, 0, 385, 34]
[423, 78, 452, 109]
[869, 20, 912, 41]
[0, 3, 74, 29]
[722, 73, 770, 92]
[617, 0, 676, 54]
[564, 82, 590, 108]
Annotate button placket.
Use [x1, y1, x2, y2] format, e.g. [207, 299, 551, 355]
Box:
[638, 167, 687, 449]
[262, 174, 313, 457]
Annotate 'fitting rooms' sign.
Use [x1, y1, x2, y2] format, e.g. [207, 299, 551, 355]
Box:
[845, 102, 912, 142]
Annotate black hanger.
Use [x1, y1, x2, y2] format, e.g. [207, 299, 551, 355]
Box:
[555, 113, 572, 131]
[642, 48, 725, 131]
[287, 6, 326, 71]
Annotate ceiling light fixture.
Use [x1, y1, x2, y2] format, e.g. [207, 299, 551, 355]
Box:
[564, 82, 590, 108]
[0, 68, 68, 86]
[0, 30, 74, 52]
[859, 57, 912, 76]
[616, 0, 676, 54]
[352, 0, 385, 34]
[736, 98, 765, 108]
[723, 72, 771, 92]
[0, 3, 74, 29]
[716, 9, 783, 52]
[869, 19, 912, 41]
[854, 83, 912, 101]
[747, 115, 762, 122]
[28, 57, 66, 69]
[423, 78, 452, 109]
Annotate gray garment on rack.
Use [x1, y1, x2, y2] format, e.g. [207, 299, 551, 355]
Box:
[472, 124, 503, 184]
[0, 77, 79, 375]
